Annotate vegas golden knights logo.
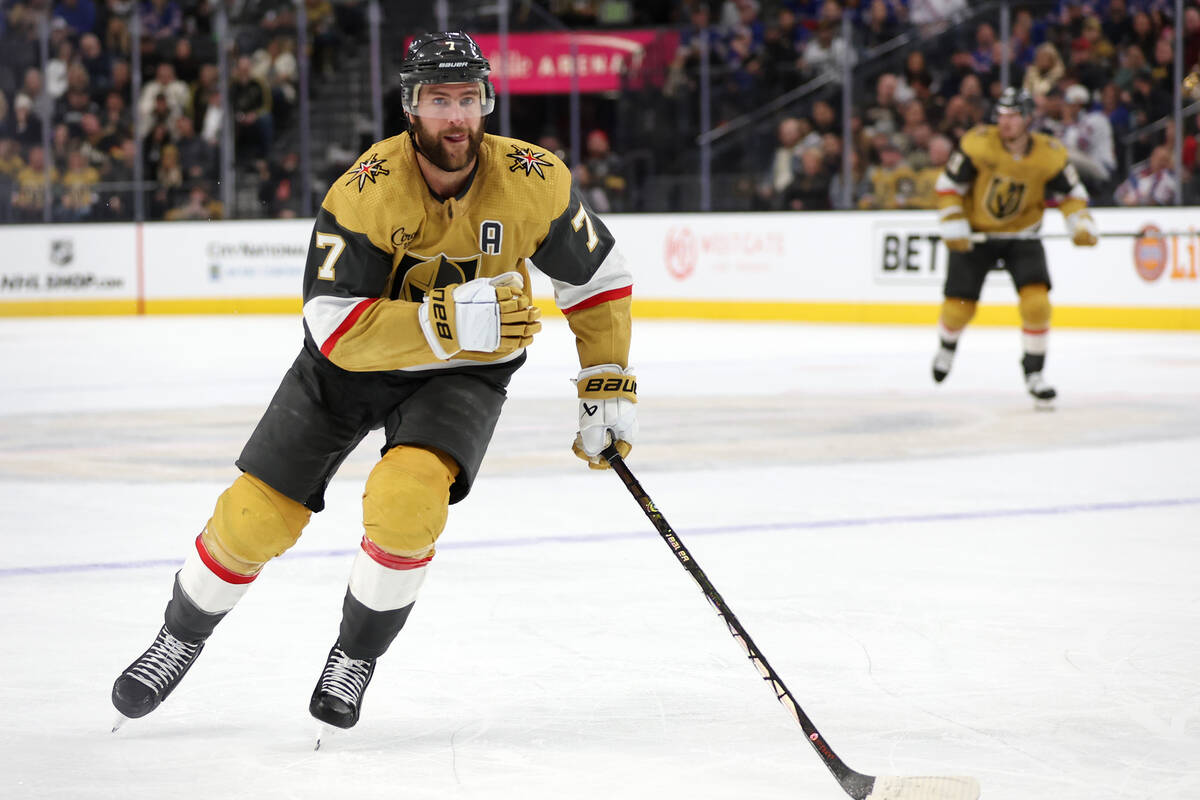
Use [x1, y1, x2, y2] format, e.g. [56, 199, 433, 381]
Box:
[392, 253, 481, 302]
[984, 176, 1026, 220]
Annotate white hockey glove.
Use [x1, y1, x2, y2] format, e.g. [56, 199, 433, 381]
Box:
[1066, 210, 1099, 247]
[939, 215, 973, 252]
[418, 271, 542, 360]
[572, 364, 637, 470]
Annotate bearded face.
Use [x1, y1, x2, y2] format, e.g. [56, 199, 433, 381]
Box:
[409, 112, 485, 173]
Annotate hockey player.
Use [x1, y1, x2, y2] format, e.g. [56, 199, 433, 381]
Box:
[932, 87, 1098, 405]
[111, 31, 636, 734]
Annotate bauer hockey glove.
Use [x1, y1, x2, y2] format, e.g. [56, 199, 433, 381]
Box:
[572, 364, 637, 470]
[418, 271, 542, 360]
[1066, 210, 1099, 247]
[939, 214, 973, 252]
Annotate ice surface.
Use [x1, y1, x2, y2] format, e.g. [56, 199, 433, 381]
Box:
[1, 314, 1198, 799]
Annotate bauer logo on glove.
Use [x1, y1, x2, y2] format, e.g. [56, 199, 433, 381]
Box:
[572, 363, 637, 470]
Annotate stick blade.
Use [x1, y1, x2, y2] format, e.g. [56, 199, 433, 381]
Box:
[865, 776, 980, 800]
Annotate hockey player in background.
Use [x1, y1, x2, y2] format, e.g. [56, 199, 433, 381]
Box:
[111, 31, 637, 736]
[932, 87, 1098, 406]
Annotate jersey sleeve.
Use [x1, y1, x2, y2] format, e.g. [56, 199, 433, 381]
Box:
[529, 184, 634, 369]
[1043, 142, 1090, 218]
[934, 130, 980, 223]
[301, 177, 442, 372]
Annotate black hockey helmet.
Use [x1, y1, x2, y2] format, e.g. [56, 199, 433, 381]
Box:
[994, 87, 1034, 119]
[399, 31, 496, 117]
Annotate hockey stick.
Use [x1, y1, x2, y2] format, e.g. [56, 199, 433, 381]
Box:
[970, 230, 1191, 242]
[601, 444, 980, 800]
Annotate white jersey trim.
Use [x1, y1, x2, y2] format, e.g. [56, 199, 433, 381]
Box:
[537, 243, 633, 312]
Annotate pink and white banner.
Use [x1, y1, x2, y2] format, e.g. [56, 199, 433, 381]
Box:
[463, 30, 679, 95]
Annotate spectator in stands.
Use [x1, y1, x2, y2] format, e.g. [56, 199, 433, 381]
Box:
[938, 93, 974, 142]
[969, 22, 1001, 82]
[54, 0, 98, 36]
[801, 19, 855, 87]
[1069, 16, 1115, 91]
[11, 94, 44, 149]
[78, 32, 112, 98]
[253, 36, 297, 130]
[782, 146, 831, 210]
[900, 50, 934, 99]
[581, 128, 627, 212]
[829, 147, 871, 209]
[138, 62, 189, 134]
[256, 149, 302, 217]
[46, 36, 75, 101]
[860, 0, 901, 50]
[173, 114, 215, 184]
[58, 146, 101, 221]
[0, 135, 23, 222]
[100, 89, 133, 145]
[1129, 11, 1157, 60]
[166, 180, 222, 220]
[909, 133, 952, 209]
[77, 111, 114, 169]
[140, 0, 184, 41]
[1102, 0, 1134, 50]
[104, 13, 131, 60]
[190, 62, 220, 133]
[230, 54, 272, 160]
[1114, 145, 1179, 206]
[171, 37, 202, 85]
[909, 0, 966, 36]
[49, 122, 72, 171]
[107, 58, 132, 107]
[149, 142, 184, 219]
[1060, 83, 1115, 193]
[1006, 9, 1037, 77]
[1022, 42, 1066, 100]
[1113, 43, 1147, 92]
[98, 135, 136, 220]
[760, 9, 804, 93]
[304, 0, 339, 77]
[57, 84, 98, 140]
[760, 116, 804, 205]
[12, 145, 58, 222]
[199, 87, 223, 147]
[862, 137, 916, 209]
[863, 72, 903, 136]
[16, 67, 45, 120]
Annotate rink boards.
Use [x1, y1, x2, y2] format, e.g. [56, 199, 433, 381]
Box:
[1, 209, 1197, 329]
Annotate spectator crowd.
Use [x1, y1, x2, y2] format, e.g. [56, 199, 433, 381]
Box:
[2, 0, 1198, 223]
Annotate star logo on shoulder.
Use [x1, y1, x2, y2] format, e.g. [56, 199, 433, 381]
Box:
[506, 145, 553, 179]
[345, 153, 390, 191]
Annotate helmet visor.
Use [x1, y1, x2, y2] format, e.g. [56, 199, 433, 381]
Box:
[406, 81, 495, 119]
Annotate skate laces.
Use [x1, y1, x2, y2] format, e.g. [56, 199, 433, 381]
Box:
[127, 627, 202, 692]
[319, 646, 373, 706]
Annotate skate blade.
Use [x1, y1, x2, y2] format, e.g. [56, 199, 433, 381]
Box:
[112, 714, 132, 733]
[1033, 398, 1056, 411]
[314, 723, 338, 751]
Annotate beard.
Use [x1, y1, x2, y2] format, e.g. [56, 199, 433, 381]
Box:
[410, 116, 484, 173]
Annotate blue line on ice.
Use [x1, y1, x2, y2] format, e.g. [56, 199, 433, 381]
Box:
[3, 495, 1196, 578]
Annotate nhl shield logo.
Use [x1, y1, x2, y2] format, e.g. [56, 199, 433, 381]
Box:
[50, 239, 74, 267]
[984, 177, 1026, 220]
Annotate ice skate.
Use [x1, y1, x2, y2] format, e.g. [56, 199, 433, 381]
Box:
[309, 642, 376, 733]
[1025, 371, 1056, 409]
[112, 624, 205, 724]
[931, 343, 956, 383]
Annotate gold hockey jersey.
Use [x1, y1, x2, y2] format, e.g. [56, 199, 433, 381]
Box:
[935, 125, 1088, 233]
[302, 132, 633, 372]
